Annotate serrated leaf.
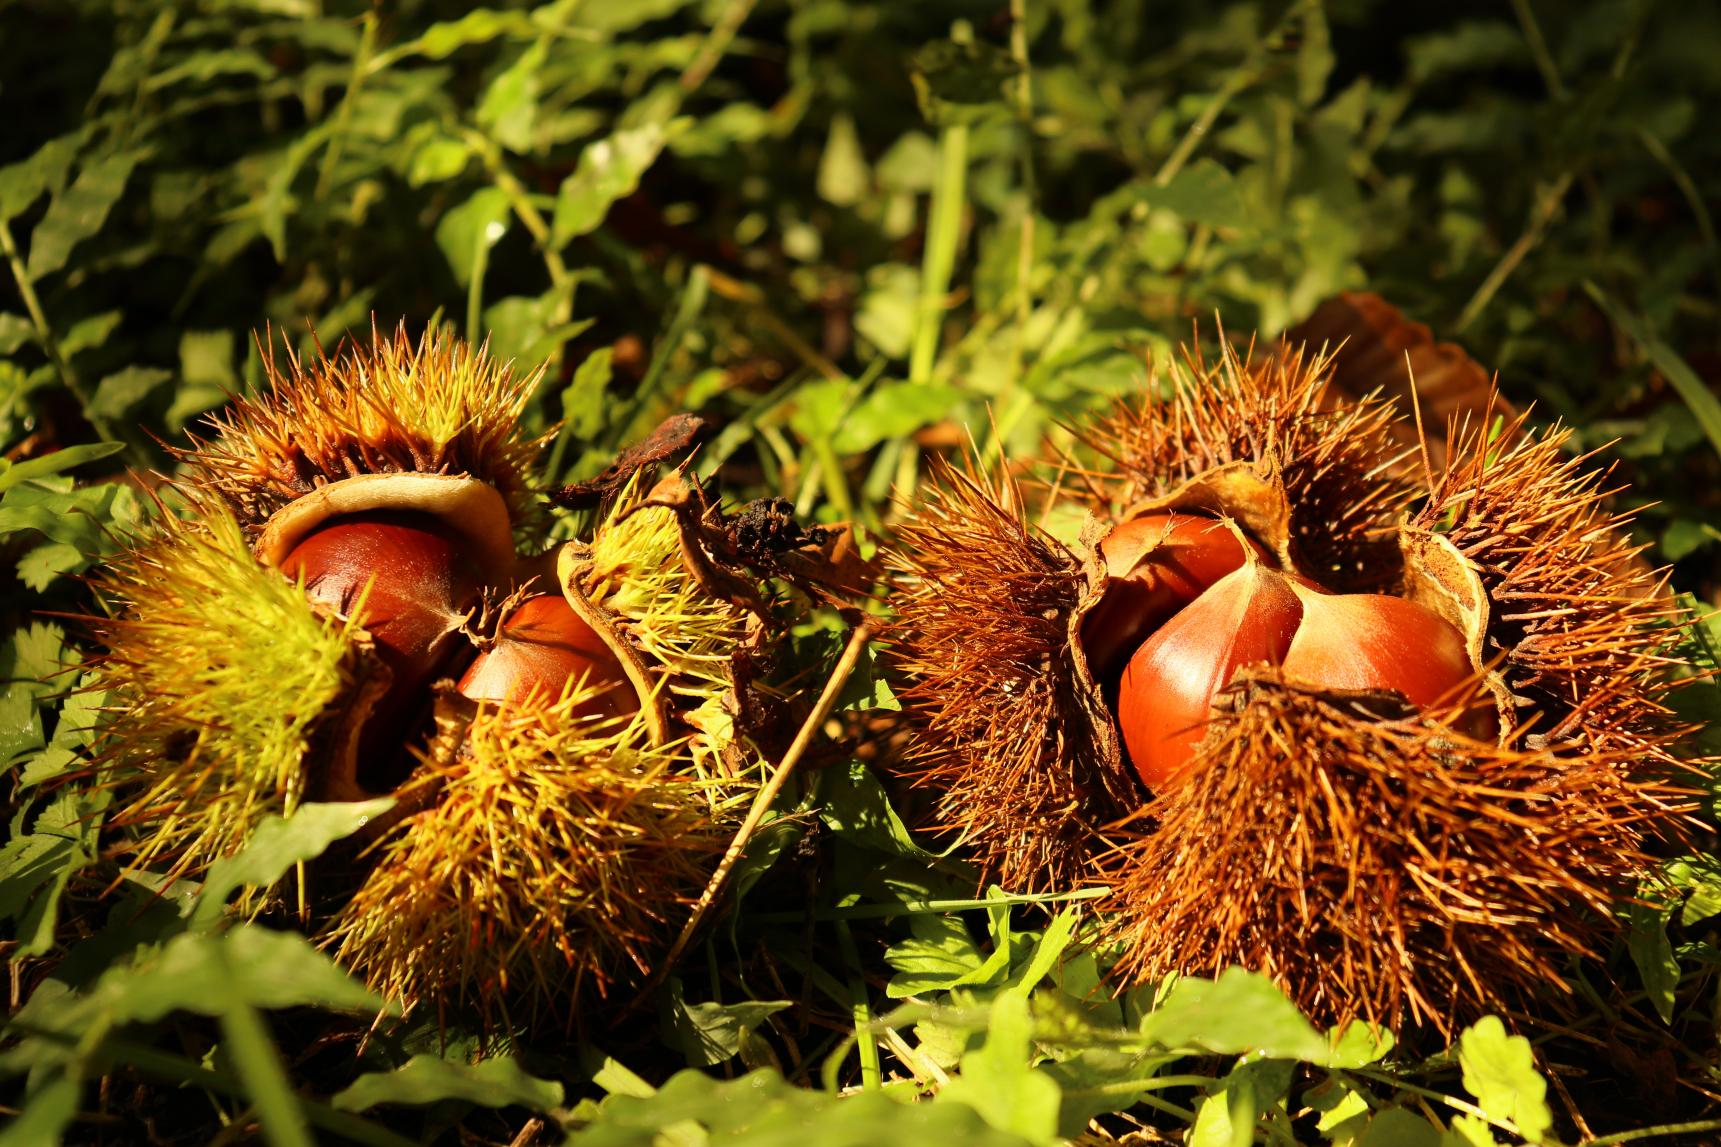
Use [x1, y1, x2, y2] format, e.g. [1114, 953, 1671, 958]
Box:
[818, 760, 932, 861]
[436, 186, 511, 288]
[26, 152, 142, 281]
[1324, 1021, 1396, 1069]
[105, 927, 384, 1023]
[17, 541, 88, 590]
[193, 800, 394, 928]
[551, 125, 665, 248]
[567, 1068, 1033, 1147]
[1141, 969, 1328, 1061]
[1457, 1017, 1552, 1143]
[885, 914, 985, 998]
[558, 346, 614, 441]
[0, 443, 125, 495]
[1359, 1108, 1444, 1147]
[333, 1054, 564, 1113]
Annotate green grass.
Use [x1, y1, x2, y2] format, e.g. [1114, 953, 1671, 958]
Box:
[5, 1, 1721, 1143]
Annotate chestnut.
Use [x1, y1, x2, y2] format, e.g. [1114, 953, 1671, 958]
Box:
[458, 594, 638, 720]
[1081, 512, 1268, 678]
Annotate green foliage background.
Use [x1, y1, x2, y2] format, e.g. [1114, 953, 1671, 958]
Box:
[4, 0, 1721, 1143]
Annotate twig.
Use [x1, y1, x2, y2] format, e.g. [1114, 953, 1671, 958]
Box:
[1454, 171, 1574, 334]
[681, 0, 757, 94]
[1508, 0, 1567, 101]
[649, 620, 877, 986]
[315, 9, 380, 200]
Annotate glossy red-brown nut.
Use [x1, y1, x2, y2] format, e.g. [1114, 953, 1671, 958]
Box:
[1282, 586, 1475, 711]
[1116, 563, 1483, 790]
[282, 511, 484, 693]
[1116, 562, 1303, 789]
[458, 594, 639, 720]
[1081, 512, 1268, 679]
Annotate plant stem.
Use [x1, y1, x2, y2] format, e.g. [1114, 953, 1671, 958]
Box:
[1453, 171, 1573, 334]
[1588, 1119, 1721, 1145]
[315, 8, 379, 201]
[0, 217, 130, 453]
[681, 0, 757, 94]
[648, 621, 876, 994]
[1508, 0, 1567, 100]
[216, 997, 315, 1147]
[910, 124, 969, 385]
[834, 915, 882, 1091]
[1154, 0, 1303, 187]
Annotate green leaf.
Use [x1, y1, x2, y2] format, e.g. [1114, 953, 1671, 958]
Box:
[1628, 894, 1680, 1025]
[193, 800, 394, 929]
[412, 9, 534, 59]
[830, 381, 962, 455]
[566, 1068, 1033, 1146]
[105, 927, 384, 1023]
[89, 366, 172, 422]
[1324, 1021, 1396, 1069]
[1297, 2, 1334, 106]
[1140, 969, 1328, 1061]
[477, 40, 547, 153]
[855, 264, 921, 359]
[17, 541, 87, 590]
[910, 39, 1018, 128]
[0, 313, 32, 354]
[1358, 1108, 1444, 1147]
[663, 985, 792, 1068]
[0, 1073, 80, 1147]
[59, 309, 123, 359]
[0, 443, 123, 492]
[559, 346, 615, 442]
[818, 760, 932, 860]
[0, 132, 82, 223]
[817, 113, 868, 207]
[1587, 283, 1721, 466]
[333, 1055, 564, 1113]
[941, 994, 1061, 1145]
[551, 125, 666, 248]
[1138, 160, 1248, 230]
[26, 152, 143, 281]
[885, 913, 986, 998]
[436, 186, 512, 288]
[408, 135, 473, 187]
[1456, 1016, 1553, 1144]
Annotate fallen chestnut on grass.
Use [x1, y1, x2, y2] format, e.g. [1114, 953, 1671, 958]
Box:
[1116, 561, 1478, 788]
[887, 339, 1695, 1032]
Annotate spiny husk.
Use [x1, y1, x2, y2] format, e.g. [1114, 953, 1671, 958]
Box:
[89, 499, 376, 884]
[182, 322, 548, 534]
[569, 476, 768, 789]
[886, 458, 1130, 891]
[1414, 412, 1687, 758]
[1080, 340, 1415, 593]
[1103, 676, 1688, 1033]
[321, 690, 725, 1028]
[322, 479, 769, 1022]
